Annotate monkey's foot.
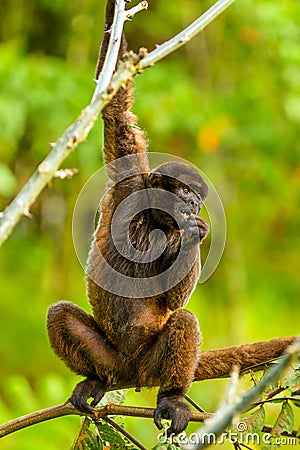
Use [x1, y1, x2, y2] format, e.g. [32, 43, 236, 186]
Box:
[69, 378, 106, 414]
[154, 396, 191, 436]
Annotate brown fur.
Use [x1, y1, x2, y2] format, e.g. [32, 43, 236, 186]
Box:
[47, 0, 295, 436]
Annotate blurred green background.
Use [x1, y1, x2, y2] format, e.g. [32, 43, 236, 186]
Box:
[0, 0, 299, 448]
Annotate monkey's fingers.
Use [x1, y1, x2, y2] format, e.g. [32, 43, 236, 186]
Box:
[166, 413, 189, 437]
[154, 397, 191, 435]
[69, 378, 106, 415]
[90, 388, 106, 408]
[153, 407, 164, 430]
[70, 394, 95, 415]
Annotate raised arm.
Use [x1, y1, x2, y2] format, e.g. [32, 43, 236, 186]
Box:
[95, 0, 149, 177]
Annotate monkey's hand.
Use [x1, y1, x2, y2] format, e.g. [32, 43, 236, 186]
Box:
[69, 378, 106, 414]
[182, 214, 209, 246]
[154, 396, 191, 436]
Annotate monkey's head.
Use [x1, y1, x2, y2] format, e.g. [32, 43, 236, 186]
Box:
[146, 162, 208, 228]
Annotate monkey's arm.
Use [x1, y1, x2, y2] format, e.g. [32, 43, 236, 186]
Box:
[96, 1, 149, 177]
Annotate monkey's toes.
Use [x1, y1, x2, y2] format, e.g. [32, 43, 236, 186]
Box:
[154, 396, 191, 435]
[69, 378, 106, 414]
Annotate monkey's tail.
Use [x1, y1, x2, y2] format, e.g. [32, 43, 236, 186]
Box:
[195, 336, 296, 381]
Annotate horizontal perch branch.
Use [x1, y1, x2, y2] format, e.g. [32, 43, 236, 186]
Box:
[0, 336, 296, 439]
[0, 402, 211, 439]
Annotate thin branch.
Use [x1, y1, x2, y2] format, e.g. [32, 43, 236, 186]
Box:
[101, 416, 148, 450]
[0, 336, 297, 438]
[262, 424, 299, 438]
[0, 403, 77, 438]
[0, 403, 211, 439]
[0, 0, 235, 246]
[0, 1, 128, 247]
[139, 0, 236, 69]
[126, 1, 148, 21]
[91, 0, 126, 102]
[266, 386, 286, 399]
[185, 394, 206, 413]
[237, 443, 253, 450]
[185, 338, 300, 450]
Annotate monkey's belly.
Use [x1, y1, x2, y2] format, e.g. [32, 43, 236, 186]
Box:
[102, 304, 170, 356]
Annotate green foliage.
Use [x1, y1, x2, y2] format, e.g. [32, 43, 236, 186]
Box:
[272, 401, 294, 437]
[227, 364, 300, 449]
[0, 0, 300, 448]
[72, 418, 101, 450]
[72, 418, 139, 450]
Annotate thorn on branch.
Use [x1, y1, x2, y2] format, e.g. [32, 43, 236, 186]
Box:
[138, 47, 148, 59]
[107, 84, 114, 94]
[126, 1, 148, 21]
[23, 208, 33, 219]
[54, 168, 79, 180]
[38, 162, 51, 174]
[67, 135, 79, 149]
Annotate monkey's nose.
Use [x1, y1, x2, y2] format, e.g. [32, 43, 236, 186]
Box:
[188, 199, 199, 214]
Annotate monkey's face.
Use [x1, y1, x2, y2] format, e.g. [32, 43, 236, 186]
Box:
[173, 183, 202, 215]
[147, 163, 208, 230]
[148, 161, 207, 207]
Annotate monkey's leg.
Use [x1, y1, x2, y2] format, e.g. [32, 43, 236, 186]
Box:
[139, 309, 201, 436]
[47, 300, 121, 413]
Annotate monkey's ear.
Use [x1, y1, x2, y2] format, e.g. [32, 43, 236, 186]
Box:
[147, 172, 163, 189]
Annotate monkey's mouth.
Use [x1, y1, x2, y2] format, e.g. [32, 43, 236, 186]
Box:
[181, 211, 191, 220]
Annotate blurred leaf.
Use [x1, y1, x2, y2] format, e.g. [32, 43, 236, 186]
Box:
[272, 401, 294, 437]
[232, 406, 265, 435]
[72, 418, 101, 450]
[104, 390, 127, 406]
[282, 364, 300, 397]
[95, 419, 136, 449]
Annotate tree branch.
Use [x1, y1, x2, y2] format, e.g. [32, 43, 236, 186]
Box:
[0, 336, 297, 439]
[101, 416, 150, 450]
[186, 338, 300, 450]
[139, 0, 235, 69]
[0, 1, 128, 247]
[0, 0, 235, 247]
[0, 402, 211, 439]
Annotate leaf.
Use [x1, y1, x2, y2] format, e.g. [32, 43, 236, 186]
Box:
[272, 401, 294, 436]
[233, 406, 265, 434]
[72, 418, 102, 450]
[290, 397, 300, 408]
[95, 420, 136, 449]
[284, 366, 300, 393]
[105, 389, 128, 405]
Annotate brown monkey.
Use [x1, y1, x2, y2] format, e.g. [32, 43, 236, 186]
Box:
[47, 2, 209, 436]
[47, 1, 298, 436]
